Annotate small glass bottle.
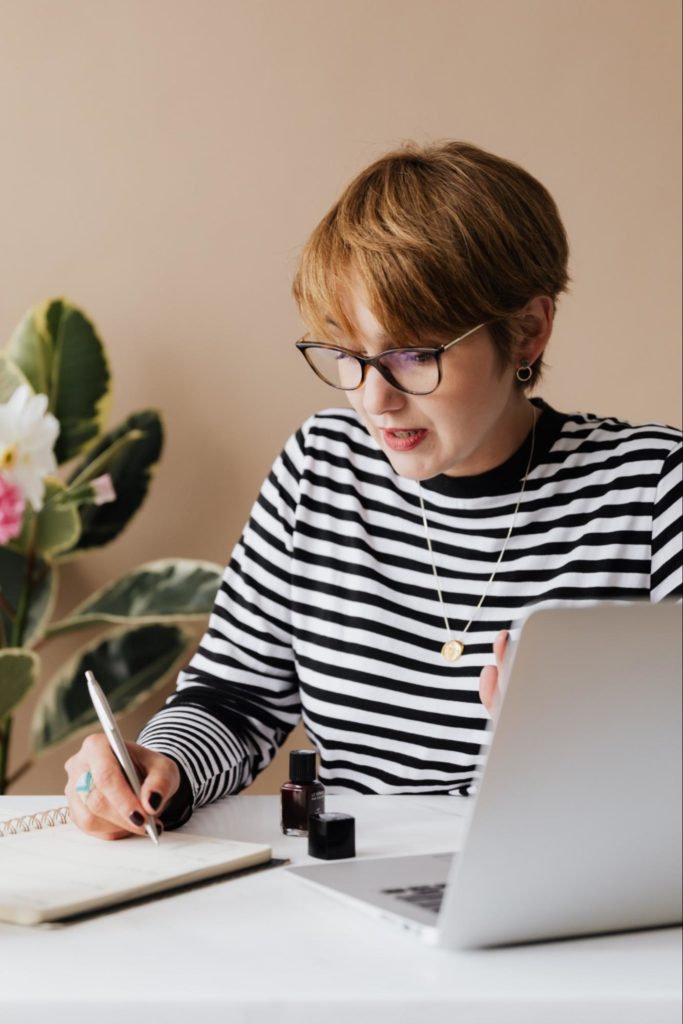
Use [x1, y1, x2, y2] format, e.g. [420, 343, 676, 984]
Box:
[281, 749, 325, 836]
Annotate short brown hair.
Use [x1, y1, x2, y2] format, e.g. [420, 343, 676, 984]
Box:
[292, 141, 570, 387]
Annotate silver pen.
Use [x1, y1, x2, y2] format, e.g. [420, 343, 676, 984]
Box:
[85, 670, 160, 846]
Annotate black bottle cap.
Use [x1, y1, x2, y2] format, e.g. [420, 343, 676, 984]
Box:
[308, 812, 356, 860]
[289, 749, 317, 783]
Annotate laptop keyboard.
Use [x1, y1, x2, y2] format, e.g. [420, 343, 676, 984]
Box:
[381, 883, 446, 914]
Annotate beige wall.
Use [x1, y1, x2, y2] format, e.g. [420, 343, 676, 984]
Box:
[1, 0, 680, 796]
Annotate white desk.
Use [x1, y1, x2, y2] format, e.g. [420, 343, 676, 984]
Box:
[1, 794, 680, 1024]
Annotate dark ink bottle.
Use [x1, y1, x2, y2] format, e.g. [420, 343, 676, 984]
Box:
[281, 749, 325, 837]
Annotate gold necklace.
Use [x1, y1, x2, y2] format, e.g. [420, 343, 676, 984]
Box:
[417, 408, 537, 663]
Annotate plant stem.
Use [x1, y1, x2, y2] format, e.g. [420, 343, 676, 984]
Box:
[11, 519, 38, 647]
[0, 591, 16, 622]
[0, 592, 16, 647]
[0, 717, 12, 796]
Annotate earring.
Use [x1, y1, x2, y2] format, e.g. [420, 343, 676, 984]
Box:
[516, 358, 533, 383]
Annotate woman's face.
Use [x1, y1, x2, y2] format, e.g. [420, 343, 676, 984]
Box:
[334, 288, 538, 481]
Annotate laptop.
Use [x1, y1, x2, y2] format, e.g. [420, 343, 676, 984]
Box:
[288, 602, 683, 948]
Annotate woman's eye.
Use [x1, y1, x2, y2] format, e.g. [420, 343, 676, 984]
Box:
[403, 349, 434, 365]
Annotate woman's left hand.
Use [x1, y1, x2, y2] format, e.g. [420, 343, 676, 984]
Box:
[479, 630, 509, 713]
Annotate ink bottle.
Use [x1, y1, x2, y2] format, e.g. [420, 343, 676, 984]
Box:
[281, 749, 325, 837]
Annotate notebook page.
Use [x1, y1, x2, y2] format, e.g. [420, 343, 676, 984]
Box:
[0, 824, 271, 924]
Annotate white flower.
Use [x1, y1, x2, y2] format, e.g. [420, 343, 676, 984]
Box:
[0, 385, 59, 510]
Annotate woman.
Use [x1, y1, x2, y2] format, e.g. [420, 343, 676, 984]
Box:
[65, 141, 682, 839]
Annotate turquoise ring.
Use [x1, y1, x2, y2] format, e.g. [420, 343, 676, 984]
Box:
[75, 770, 94, 801]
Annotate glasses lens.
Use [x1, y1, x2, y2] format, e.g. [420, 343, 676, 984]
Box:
[379, 350, 439, 394]
[304, 346, 362, 390]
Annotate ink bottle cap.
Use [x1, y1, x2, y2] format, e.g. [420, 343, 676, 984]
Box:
[289, 749, 317, 783]
[308, 812, 356, 860]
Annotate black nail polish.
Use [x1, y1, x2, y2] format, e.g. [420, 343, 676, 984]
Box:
[281, 750, 325, 837]
[149, 792, 162, 811]
[129, 811, 144, 826]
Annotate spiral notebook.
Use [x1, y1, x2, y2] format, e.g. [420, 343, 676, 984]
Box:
[0, 805, 272, 926]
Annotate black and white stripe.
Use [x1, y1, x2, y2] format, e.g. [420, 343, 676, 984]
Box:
[139, 401, 682, 805]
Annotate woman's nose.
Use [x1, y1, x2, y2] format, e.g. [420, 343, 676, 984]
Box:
[360, 365, 405, 417]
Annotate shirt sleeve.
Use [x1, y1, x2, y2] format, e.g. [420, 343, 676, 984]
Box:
[650, 442, 682, 601]
[137, 425, 307, 821]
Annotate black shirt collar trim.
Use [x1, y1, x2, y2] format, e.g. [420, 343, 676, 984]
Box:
[418, 399, 567, 498]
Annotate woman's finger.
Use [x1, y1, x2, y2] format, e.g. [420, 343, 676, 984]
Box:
[479, 664, 498, 712]
[64, 769, 131, 841]
[479, 631, 511, 713]
[65, 734, 155, 838]
[135, 747, 181, 817]
[493, 629, 509, 667]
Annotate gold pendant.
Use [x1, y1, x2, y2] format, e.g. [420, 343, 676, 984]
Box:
[441, 639, 465, 662]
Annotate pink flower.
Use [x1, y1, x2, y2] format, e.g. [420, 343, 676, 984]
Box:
[90, 474, 116, 506]
[0, 473, 25, 543]
[63, 473, 117, 508]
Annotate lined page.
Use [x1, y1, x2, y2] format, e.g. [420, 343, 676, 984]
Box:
[0, 824, 271, 925]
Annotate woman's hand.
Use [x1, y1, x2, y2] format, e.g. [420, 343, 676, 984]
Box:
[479, 630, 509, 713]
[65, 735, 180, 840]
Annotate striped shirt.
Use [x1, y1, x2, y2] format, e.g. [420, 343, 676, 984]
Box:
[139, 400, 682, 812]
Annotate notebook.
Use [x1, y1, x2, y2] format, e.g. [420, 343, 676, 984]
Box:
[288, 601, 683, 948]
[0, 807, 272, 926]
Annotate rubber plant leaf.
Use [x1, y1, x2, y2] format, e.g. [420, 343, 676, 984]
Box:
[31, 623, 191, 754]
[0, 650, 40, 719]
[60, 410, 163, 555]
[46, 559, 222, 637]
[6, 298, 112, 464]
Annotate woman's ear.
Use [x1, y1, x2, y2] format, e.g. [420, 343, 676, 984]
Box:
[515, 295, 554, 366]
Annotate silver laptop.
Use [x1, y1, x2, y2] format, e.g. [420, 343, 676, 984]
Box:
[288, 602, 682, 948]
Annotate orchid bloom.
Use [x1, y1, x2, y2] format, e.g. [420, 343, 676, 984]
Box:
[0, 386, 59, 510]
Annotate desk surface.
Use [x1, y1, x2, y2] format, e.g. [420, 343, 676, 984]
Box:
[0, 794, 681, 1024]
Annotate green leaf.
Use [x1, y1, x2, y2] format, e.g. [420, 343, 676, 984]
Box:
[61, 410, 163, 555]
[5, 309, 52, 395]
[12, 477, 81, 557]
[31, 623, 192, 754]
[0, 548, 57, 648]
[46, 559, 222, 637]
[7, 298, 112, 464]
[0, 649, 40, 719]
[0, 353, 31, 404]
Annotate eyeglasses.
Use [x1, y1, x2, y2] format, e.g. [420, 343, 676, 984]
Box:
[295, 323, 485, 396]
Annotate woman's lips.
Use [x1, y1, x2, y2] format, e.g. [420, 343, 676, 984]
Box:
[379, 428, 428, 452]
